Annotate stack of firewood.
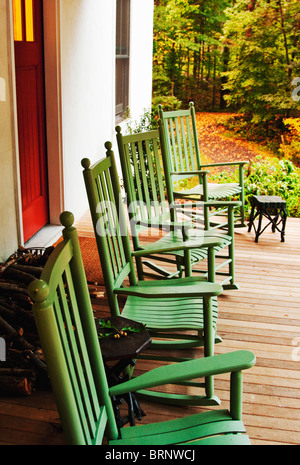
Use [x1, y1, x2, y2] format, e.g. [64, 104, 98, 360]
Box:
[0, 246, 54, 396]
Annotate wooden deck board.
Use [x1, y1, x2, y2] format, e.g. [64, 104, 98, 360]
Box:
[0, 212, 299, 445]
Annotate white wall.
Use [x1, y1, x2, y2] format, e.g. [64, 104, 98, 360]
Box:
[129, 0, 154, 124]
[60, 0, 116, 221]
[59, 0, 153, 222]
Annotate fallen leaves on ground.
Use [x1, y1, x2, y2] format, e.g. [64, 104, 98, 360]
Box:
[195, 112, 268, 174]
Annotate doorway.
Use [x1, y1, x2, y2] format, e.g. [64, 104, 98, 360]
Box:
[13, 0, 49, 242]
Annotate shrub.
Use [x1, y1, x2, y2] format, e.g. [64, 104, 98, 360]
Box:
[125, 108, 158, 134]
[280, 118, 300, 166]
[211, 156, 300, 218]
[152, 95, 182, 112]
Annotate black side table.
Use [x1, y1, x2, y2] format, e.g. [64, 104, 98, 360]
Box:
[97, 316, 151, 430]
[248, 195, 287, 242]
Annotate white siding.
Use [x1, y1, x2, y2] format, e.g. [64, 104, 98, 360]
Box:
[129, 0, 154, 123]
[60, 0, 153, 222]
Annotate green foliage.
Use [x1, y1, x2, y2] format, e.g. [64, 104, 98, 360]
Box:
[153, 0, 300, 138]
[153, 0, 229, 109]
[125, 109, 166, 202]
[152, 95, 182, 112]
[97, 319, 146, 340]
[280, 118, 300, 165]
[125, 108, 158, 134]
[222, 0, 300, 123]
[211, 155, 300, 218]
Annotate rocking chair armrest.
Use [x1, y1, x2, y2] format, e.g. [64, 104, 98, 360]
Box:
[114, 279, 223, 299]
[172, 200, 242, 209]
[136, 219, 193, 232]
[171, 170, 210, 177]
[109, 350, 256, 397]
[200, 161, 249, 168]
[131, 236, 224, 257]
[137, 275, 218, 286]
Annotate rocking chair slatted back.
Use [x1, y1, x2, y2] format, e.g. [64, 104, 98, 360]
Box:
[82, 150, 137, 314]
[158, 105, 201, 183]
[116, 126, 216, 280]
[28, 213, 119, 444]
[116, 127, 170, 235]
[158, 102, 248, 227]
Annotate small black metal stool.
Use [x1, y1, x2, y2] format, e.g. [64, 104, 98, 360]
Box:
[248, 195, 287, 242]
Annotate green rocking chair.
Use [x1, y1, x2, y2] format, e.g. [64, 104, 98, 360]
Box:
[29, 211, 256, 445]
[158, 102, 248, 228]
[116, 126, 239, 289]
[81, 144, 224, 405]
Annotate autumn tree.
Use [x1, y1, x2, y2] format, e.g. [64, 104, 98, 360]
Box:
[152, 0, 230, 110]
[222, 0, 300, 125]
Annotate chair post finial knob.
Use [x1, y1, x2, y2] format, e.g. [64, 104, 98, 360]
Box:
[60, 211, 75, 229]
[81, 158, 91, 169]
[105, 141, 113, 151]
[28, 279, 49, 303]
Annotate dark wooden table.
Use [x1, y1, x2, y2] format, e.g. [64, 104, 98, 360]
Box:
[97, 316, 151, 429]
[248, 195, 287, 242]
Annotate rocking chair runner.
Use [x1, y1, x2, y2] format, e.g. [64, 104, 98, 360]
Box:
[28, 211, 256, 445]
[158, 102, 248, 228]
[115, 126, 239, 289]
[81, 144, 224, 405]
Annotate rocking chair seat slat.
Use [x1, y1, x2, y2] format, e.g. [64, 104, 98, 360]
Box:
[119, 284, 219, 330]
[117, 409, 232, 438]
[137, 229, 232, 263]
[121, 296, 218, 330]
[174, 183, 242, 200]
[115, 280, 222, 297]
[110, 410, 247, 445]
[133, 233, 223, 256]
[189, 435, 251, 445]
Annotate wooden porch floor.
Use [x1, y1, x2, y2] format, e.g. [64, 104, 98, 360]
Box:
[0, 212, 299, 445]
